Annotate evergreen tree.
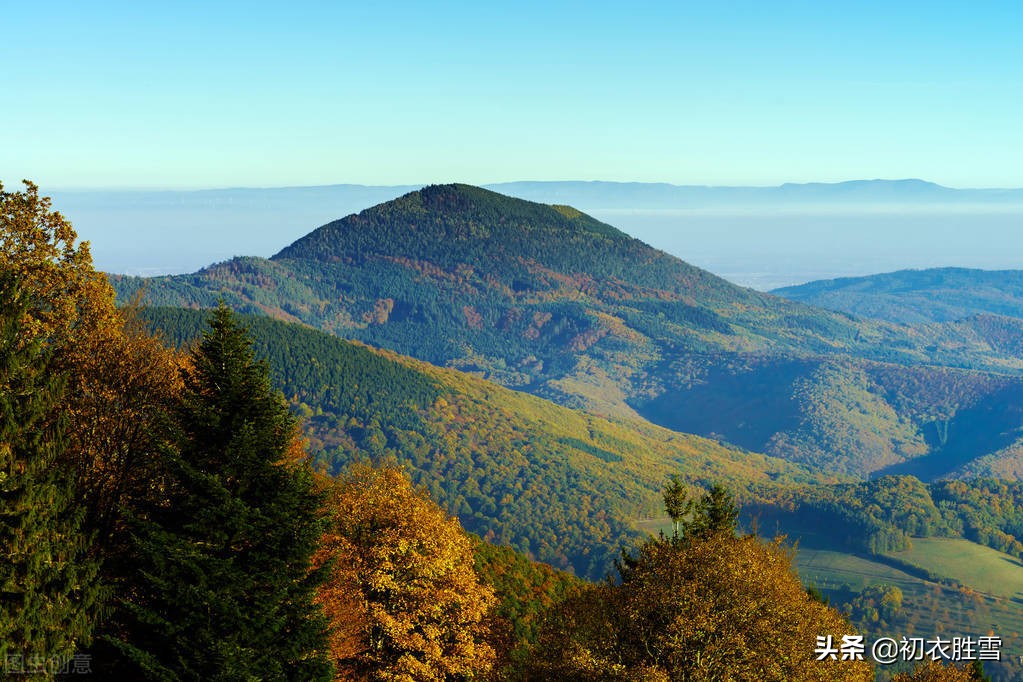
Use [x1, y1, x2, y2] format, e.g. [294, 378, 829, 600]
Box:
[108, 305, 331, 681]
[685, 483, 739, 538]
[0, 274, 101, 671]
[662, 474, 693, 541]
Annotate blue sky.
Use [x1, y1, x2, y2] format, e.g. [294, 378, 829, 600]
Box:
[3, 1, 1022, 189]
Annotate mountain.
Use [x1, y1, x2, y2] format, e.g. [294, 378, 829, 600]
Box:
[62, 179, 1023, 277]
[489, 178, 1023, 207]
[140, 307, 832, 578]
[113, 185, 1023, 480]
[142, 307, 1023, 672]
[774, 267, 1023, 325]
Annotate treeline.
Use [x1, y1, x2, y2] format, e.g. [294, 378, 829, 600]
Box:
[753, 475, 1023, 563]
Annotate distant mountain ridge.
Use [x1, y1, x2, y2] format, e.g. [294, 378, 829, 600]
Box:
[60, 178, 1023, 277]
[112, 185, 1023, 480]
[773, 267, 1023, 325]
[488, 178, 1023, 208]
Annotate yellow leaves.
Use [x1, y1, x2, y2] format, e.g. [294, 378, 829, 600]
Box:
[2, 181, 185, 536]
[531, 534, 874, 681]
[0, 181, 118, 353]
[316, 463, 496, 680]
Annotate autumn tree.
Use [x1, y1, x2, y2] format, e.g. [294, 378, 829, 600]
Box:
[533, 531, 874, 681]
[106, 306, 331, 680]
[529, 484, 872, 681]
[0, 180, 180, 547]
[0, 274, 102, 669]
[317, 463, 496, 680]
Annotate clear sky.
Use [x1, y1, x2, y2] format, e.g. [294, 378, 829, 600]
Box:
[3, 1, 1022, 189]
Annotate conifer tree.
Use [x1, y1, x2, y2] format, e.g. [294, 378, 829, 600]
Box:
[0, 274, 101, 671]
[662, 475, 692, 541]
[685, 482, 739, 538]
[108, 305, 331, 681]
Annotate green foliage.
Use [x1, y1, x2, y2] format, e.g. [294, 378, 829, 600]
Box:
[111, 185, 1023, 480]
[107, 306, 331, 680]
[685, 483, 739, 538]
[930, 479, 1023, 558]
[0, 275, 102, 667]
[662, 475, 693, 540]
[471, 537, 582, 672]
[752, 476, 952, 555]
[774, 267, 1023, 325]
[141, 307, 831, 579]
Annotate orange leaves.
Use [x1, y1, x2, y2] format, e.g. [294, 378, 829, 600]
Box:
[1, 180, 183, 539]
[316, 464, 496, 680]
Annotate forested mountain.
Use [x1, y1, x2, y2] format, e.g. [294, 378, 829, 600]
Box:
[774, 267, 1023, 325]
[143, 307, 1023, 678]
[13, 179, 1019, 680]
[141, 306, 834, 578]
[113, 185, 1023, 480]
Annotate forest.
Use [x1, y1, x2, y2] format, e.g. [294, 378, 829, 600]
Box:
[110, 185, 1023, 485]
[0, 181, 1004, 680]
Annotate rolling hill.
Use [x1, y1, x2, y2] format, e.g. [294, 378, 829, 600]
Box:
[143, 307, 1023, 675]
[774, 267, 1023, 325]
[114, 185, 1023, 480]
[141, 307, 834, 578]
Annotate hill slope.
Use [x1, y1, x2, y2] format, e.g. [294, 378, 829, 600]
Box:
[773, 267, 1023, 325]
[142, 307, 832, 578]
[115, 185, 1023, 479]
[146, 307, 1023, 672]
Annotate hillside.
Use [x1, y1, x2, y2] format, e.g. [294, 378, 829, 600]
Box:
[774, 267, 1023, 325]
[115, 185, 1023, 479]
[141, 307, 834, 578]
[144, 307, 1023, 674]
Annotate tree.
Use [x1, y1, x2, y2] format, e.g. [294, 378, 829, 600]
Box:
[531, 532, 873, 681]
[530, 483, 871, 680]
[685, 482, 739, 538]
[106, 305, 331, 680]
[0, 178, 181, 564]
[0, 180, 115, 349]
[662, 475, 692, 541]
[0, 274, 102, 670]
[317, 463, 497, 680]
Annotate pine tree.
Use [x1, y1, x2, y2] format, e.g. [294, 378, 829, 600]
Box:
[685, 483, 739, 538]
[108, 305, 331, 681]
[0, 274, 101, 672]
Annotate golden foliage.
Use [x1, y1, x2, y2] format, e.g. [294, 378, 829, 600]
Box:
[317, 464, 496, 681]
[0, 180, 182, 540]
[531, 534, 874, 681]
[0, 180, 115, 347]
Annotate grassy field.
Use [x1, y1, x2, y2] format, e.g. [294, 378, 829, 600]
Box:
[635, 517, 1023, 677]
[795, 548, 919, 593]
[887, 537, 1023, 600]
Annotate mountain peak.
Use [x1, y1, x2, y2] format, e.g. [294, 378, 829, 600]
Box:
[271, 183, 632, 264]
